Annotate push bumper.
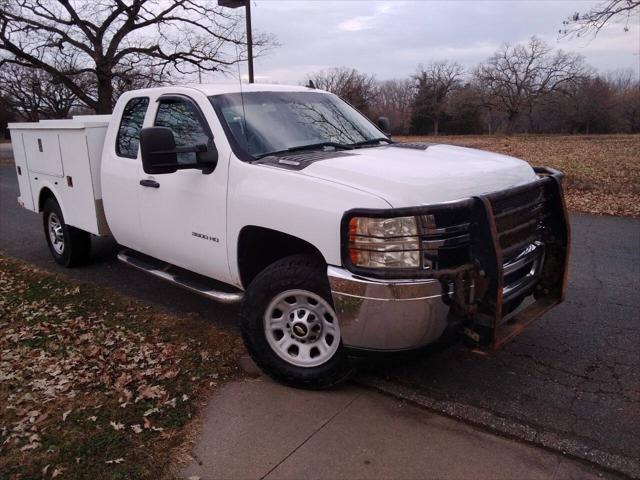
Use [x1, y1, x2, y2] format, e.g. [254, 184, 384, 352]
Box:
[327, 266, 451, 350]
[328, 166, 570, 353]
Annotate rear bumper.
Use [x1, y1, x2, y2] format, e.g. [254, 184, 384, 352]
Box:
[327, 266, 450, 350]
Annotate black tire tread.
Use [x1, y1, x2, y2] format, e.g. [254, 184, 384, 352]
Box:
[42, 198, 91, 267]
[240, 254, 355, 389]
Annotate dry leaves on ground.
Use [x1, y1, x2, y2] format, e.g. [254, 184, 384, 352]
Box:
[0, 254, 245, 479]
[397, 134, 640, 217]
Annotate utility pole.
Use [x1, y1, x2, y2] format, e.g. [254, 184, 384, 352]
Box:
[218, 0, 254, 83]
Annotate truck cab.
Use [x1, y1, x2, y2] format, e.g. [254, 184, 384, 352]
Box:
[9, 84, 570, 388]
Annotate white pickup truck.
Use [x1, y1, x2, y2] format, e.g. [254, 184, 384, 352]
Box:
[9, 84, 570, 388]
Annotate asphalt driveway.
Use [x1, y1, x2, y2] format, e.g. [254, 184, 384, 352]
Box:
[1, 165, 638, 477]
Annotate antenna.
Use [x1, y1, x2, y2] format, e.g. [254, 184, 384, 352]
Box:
[235, 44, 250, 151]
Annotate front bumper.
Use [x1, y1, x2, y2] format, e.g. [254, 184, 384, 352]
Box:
[328, 266, 450, 350]
[329, 166, 570, 353]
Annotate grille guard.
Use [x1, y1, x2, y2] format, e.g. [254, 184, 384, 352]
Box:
[434, 166, 570, 351]
[340, 166, 571, 352]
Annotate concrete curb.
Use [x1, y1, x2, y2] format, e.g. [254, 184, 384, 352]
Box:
[357, 375, 638, 479]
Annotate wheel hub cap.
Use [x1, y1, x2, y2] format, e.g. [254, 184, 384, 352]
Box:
[264, 289, 341, 368]
[48, 213, 64, 255]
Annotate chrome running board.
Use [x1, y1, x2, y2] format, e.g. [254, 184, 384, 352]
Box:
[117, 249, 244, 304]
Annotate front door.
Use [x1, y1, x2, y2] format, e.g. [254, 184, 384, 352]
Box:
[137, 93, 231, 284]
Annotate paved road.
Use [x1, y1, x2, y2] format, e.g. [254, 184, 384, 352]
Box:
[1, 165, 638, 477]
[0, 143, 13, 164]
[363, 215, 640, 477]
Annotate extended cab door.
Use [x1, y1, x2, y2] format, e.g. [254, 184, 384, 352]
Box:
[101, 95, 150, 251]
[136, 92, 232, 284]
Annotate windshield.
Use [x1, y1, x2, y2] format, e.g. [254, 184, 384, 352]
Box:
[209, 91, 384, 159]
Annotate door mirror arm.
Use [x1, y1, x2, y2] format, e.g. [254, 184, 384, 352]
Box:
[377, 116, 391, 137]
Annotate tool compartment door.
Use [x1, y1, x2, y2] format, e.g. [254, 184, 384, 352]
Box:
[9, 131, 36, 211]
[22, 130, 64, 177]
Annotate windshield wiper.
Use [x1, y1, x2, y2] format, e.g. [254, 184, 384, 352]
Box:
[256, 141, 353, 159]
[349, 137, 393, 147]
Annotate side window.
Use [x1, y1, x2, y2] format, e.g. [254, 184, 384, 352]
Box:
[155, 99, 211, 164]
[116, 97, 149, 159]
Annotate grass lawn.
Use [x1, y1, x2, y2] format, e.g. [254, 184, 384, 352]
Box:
[0, 253, 244, 479]
[397, 134, 640, 217]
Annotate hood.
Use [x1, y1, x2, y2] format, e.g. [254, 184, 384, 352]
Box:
[301, 144, 537, 207]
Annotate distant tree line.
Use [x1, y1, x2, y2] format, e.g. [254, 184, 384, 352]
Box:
[305, 36, 640, 136]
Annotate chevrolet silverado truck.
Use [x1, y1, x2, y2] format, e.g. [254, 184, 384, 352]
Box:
[9, 84, 570, 388]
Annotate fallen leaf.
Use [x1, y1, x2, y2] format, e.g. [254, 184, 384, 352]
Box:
[110, 421, 125, 431]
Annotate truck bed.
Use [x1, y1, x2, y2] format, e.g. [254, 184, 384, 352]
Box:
[9, 115, 112, 236]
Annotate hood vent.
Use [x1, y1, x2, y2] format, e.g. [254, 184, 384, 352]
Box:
[255, 150, 355, 170]
[391, 143, 434, 150]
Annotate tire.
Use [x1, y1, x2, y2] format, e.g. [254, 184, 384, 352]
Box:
[42, 197, 91, 267]
[240, 254, 355, 389]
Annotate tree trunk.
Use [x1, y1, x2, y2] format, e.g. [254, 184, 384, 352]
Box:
[433, 118, 439, 136]
[95, 72, 114, 114]
[506, 111, 518, 135]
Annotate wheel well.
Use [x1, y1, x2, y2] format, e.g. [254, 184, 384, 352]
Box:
[38, 187, 56, 212]
[237, 226, 324, 288]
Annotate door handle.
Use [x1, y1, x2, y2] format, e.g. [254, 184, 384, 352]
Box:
[140, 179, 160, 188]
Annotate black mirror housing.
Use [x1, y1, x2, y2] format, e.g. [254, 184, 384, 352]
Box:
[140, 127, 179, 175]
[377, 116, 391, 136]
[140, 127, 218, 175]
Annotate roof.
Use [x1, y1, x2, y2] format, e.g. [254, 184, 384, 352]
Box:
[185, 83, 326, 96]
[8, 116, 111, 130]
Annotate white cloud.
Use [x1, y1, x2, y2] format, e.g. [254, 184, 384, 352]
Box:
[338, 15, 376, 32]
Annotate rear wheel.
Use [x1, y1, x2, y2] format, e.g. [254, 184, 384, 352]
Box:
[42, 198, 91, 267]
[240, 254, 355, 389]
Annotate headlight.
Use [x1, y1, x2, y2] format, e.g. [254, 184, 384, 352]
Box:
[347, 216, 420, 268]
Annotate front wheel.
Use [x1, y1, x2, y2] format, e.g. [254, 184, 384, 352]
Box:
[240, 254, 355, 389]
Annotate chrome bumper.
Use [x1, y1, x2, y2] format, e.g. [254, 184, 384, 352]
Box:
[327, 266, 450, 351]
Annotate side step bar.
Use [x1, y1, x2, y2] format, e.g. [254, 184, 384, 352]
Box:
[117, 249, 244, 304]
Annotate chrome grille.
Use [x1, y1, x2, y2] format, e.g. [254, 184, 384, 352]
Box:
[419, 214, 471, 269]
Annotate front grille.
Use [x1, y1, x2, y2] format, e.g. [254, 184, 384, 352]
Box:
[419, 212, 472, 269]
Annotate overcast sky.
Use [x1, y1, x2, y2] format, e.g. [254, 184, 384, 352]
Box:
[211, 0, 640, 84]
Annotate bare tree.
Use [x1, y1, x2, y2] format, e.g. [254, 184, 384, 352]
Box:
[474, 37, 588, 132]
[0, 62, 78, 120]
[371, 79, 415, 135]
[560, 0, 640, 38]
[410, 61, 463, 135]
[306, 67, 377, 117]
[0, 0, 274, 113]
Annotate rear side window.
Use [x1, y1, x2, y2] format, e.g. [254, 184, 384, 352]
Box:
[116, 97, 149, 159]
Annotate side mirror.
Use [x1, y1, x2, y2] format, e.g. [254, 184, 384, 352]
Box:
[377, 116, 391, 136]
[140, 127, 179, 175]
[139, 127, 218, 175]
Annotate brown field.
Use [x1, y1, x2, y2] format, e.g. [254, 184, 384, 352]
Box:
[397, 134, 640, 217]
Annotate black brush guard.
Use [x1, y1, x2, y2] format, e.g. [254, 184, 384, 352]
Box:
[434, 166, 571, 352]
